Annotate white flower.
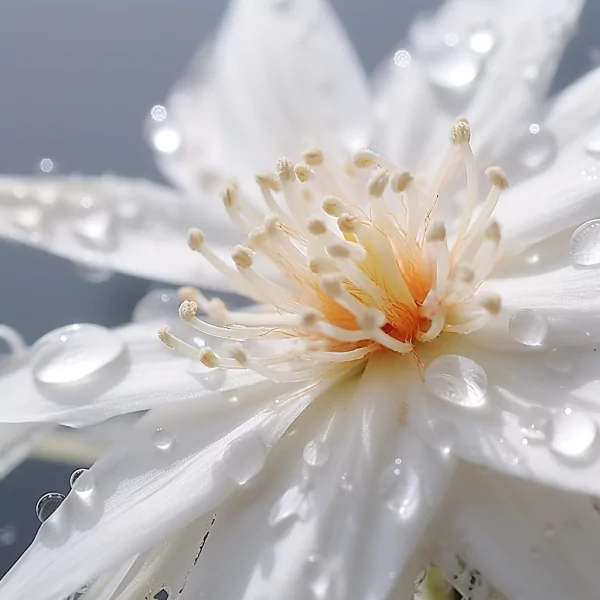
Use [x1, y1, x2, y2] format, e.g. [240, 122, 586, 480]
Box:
[2, 0, 600, 599]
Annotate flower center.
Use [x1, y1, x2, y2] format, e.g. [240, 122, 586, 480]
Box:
[158, 118, 508, 382]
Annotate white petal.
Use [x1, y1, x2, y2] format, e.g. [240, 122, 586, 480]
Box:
[162, 0, 373, 193]
[410, 339, 600, 495]
[0, 176, 233, 290]
[0, 379, 322, 600]
[0, 322, 264, 427]
[375, 0, 583, 167]
[181, 354, 455, 600]
[436, 467, 600, 599]
[0, 423, 50, 479]
[477, 264, 600, 350]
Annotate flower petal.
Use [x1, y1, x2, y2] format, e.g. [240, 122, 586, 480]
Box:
[410, 339, 600, 495]
[0, 379, 322, 600]
[181, 354, 455, 600]
[0, 176, 233, 289]
[0, 322, 264, 427]
[436, 467, 600, 599]
[161, 0, 373, 194]
[0, 423, 51, 479]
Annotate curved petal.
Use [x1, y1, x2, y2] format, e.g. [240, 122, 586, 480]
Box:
[0, 175, 233, 290]
[409, 338, 600, 496]
[0, 322, 264, 427]
[436, 467, 600, 600]
[161, 0, 373, 196]
[181, 354, 455, 600]
[375, 0, 583, 168]
[0, 379, 322, 600]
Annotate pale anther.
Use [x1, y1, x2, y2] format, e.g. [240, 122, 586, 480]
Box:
[321, 274, 344, 297]
[157, 327, 175, 349]
[426, 222, 447, 242]
[450, 119, 471, 144]
[231, 245, 254, 269]
[368, 169, 389, 198]
[390, 170, 413, 192]
[484, 220, 501, 243]
[294, 163, 311, 183]
[179, 300, 198, 321]
[321, 195, 347, 217]
[306, 216, 328, 236]
[479, 293, 502, 315]
[188, 228, 206, 251]
[308, 256, 337, 274]
[256, 173, 280, 192]
[337, 213, 359, 234]
[485, 166, 509, 189]
[302, 148, 324, 166]
[222, 184, 238, 208]
[276, 157, 295, 183]
[229, 343, 249, 366]
[199, 347, 220, 368]
[352, 149, 377, 168]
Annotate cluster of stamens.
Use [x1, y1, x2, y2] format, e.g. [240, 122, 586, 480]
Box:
[158, 118, 508, 383]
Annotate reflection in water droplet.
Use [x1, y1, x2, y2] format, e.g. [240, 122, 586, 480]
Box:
[32, 323, 124, 385]
[200, 368, 227, 391]
[69, 468, 86, 489]
[36, 493, 65, 522]
[546, 347, 574, 374]
[547, 410, 597, 459]
[424, 355, 487, 407]
[469, 25, 497, 55]
[133, 289, 180, 323]
[379, 465, 421, 522]
[393, 49, 411, 67]
[71, 470, 96, 498]
[509, 309, 548, 347]
[152, 428, 175, 451]
[584, 137, 600, 159]
[518, 126, 557, 172]
[427, 50, 480, 93]
[569, 220, 600, 266]
[302, 440, 330, 467]
[221, 434, 267, 485]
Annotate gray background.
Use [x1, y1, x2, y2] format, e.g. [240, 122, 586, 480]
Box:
[0, 0, 596, 579]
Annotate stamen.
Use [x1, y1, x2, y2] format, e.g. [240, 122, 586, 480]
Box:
[302, 148, 324, 166]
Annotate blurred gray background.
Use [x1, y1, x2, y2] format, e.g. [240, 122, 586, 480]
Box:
[0, 0, 596, 579]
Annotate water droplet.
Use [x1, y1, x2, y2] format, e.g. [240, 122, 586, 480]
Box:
[150, 105, 168, 122]
[70, 470, 96, 498]
[73, 209, 117, 250]
[38, 157, 55, 173]
[69, 468, 86, 488]
[133, 289, 180, 323]
[302, 440, 330, 467]
[546, 347, 574, 374]
[199, 368, 227, 391]
[36, 492, 65, 522]
[518, 126, 557, 172]
[519, 411, 548, 443]
[304, 555, 331, 600]
[427, 50, 480, 93]
[152, 428, 175, 451]
[379, 465, 421, 522]
[151, 125, 181, 154]
[340, 473, 353, 491]
[569, 219, 600, 266]
[424, 355, 487, 407]
[468, 25, 497, 55]
[509, 309, 548, 347]
[268, 485, 309, 527]
[584, 137, 600, 159]
[393, 49, 411, 67]
[32, 323, 125, 385]
[546, 410, 597, 459]
[221, 433, 267, 485]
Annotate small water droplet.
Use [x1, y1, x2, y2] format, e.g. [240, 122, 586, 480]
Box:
[519, 411, 548, 443]
[424, 355, 487, 407]
[584, 137, 600, 159]
[569, 219, 600, 266]
[302, 440, 330, 467]
[518, 125, 557, 172]
[0, 525, 16, 546]
[150, 105, 168, 122]
[468, 24, 497, 55]
[69, 468, 86, 488]
[38, 157, 56, 173]
[546, 347, 574, 374]
[32, 324, 125, 385]
[199, 368, 227, 391]
[546, 410, 597, 459]
[304, 555, 331, 600]
[152, 428, 175, 451]
[133, 289, 180, 323]
[221, 433, 267, 485]
[73, 209, 117, 250]
[71, 470, 96, 498]
[393, 49, 411, 67]
[36, 492, 65, 522]
[379, 465, 421, 522]
[509, 309, 548, 346]
[427, 50, 480, 93]
[340, 473, 353, 491]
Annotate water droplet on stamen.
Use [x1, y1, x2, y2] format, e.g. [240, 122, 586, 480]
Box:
[424, 355, 487, 407]
[569, 220, 600, 266]
[152, 428, 175, 451]
[221, 434, 267, 485]
[36, 493, 65, 522]
[302, 440, 330, 466]
[509, 309, 548, 347]
[546, 410, 597, 460]
[32, 324, 125, 385]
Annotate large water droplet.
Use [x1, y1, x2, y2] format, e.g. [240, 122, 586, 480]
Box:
[152, 428, 175, 451]
[584, 137, 600, 159]
[221, 433, 267, 485]
[509, 309, 548, 347]
[302, 440, 330, 467]
[468, 24, 498, 55]
[71, 470, 96, 498]
[36, 492, 65, 522]
[518, 125, 557, 173]
[424, 355, 487, 407]
[32, 324, 125, 385]
[569, 220, 600, 266]
[546, 410, 597, 460]
[73, 209, 117, 250]
[133, 289, 180, 323]
[426, 50, 480, 93]
[546, 347, 574, 374]
[379, 464, 421, 522]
